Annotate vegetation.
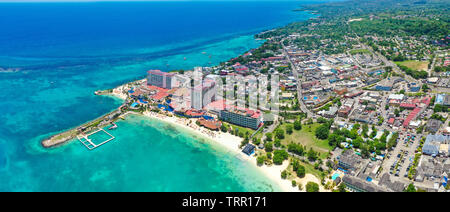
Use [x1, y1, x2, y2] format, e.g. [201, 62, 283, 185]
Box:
[306, 182, 320, 192]
[396, 63, 428, 79]
[272, 150, 289, 165]
[404, 183, 417, 192]
[395, 60, 429, 71]
[278, 122, 332, 159]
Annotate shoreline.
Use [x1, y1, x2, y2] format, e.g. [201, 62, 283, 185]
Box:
[37, 8, 325, 191]
[141, 111, 311, 192]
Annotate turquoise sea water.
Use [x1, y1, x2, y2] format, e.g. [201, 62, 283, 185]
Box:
[0, 1, 315, 191]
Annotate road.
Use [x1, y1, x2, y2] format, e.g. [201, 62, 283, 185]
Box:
[280, 38, 316, 119]
[361, 44, 419, 84]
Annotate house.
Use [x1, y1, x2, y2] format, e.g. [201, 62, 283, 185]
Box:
[338, 106, 352, 118]
[337, 150, 361, 171]
[388, 94, 405, 101]
[378, 173, 405, 192]
[281, 92, 295, 100]
[423, 135, 450, 156]
[242, 144, 256, 156]
[198, 118, 222, 131]
[342, 175, 389, 192]
[323, 106, 338, 118]
[400, 103, 416, 110]
[426, 119, 443, 134]
[415, 156, 448, 182]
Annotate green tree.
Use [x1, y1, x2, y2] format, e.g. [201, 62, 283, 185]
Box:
[275, 128, 285, 139]
[306, 182, 319, 192]
[286, 124, 294, 135]
[264, 142, 273, 152]
[337, 183, 346, 192]
[273, 150, 289, 165]
[220, 124, 228, 133]
[256, 156, 266, 166]
[404, 183, 417, 192]
[296, 165, 306, 178]
[292, 180, 297, 187]
[315, 124, 330, 140]
[265, 132, 273, 142]
[281, 170, 287, 179]
[307, 148, 318, 161]
[294, 119, 302, 130]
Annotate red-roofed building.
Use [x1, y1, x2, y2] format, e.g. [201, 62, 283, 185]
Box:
[205, 99, 230, 112]
[208, 99, 262, 129]
[388, 117, 395, 125]
[219, 108, 262, 130]
[186, 109, 205, 117]
[344, 91, 363, 98]
[198, 118, 222, 131]
[130, 89, 145, 98]
[400, 103, 416, 110]
[261, 56, 284, 61]
[403, 107, 421, 127]
[150, 91, 169, 101]
[421, 96, 431, 105]
[148, 85, 169, 93]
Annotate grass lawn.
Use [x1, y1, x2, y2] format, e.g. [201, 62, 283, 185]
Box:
[395, 60, 429, 71]
[279, 123, 332, 159]
[349, 49, 371, 55]
[286, 158, 325, 180]
[223, 122, 260, 139]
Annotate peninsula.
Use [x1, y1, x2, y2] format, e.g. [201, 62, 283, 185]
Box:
[42, 0, 450, 192]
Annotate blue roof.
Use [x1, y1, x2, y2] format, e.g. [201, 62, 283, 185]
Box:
[423, 134, 450, 155]
[375, 85, 392, 91]
[242, 144, 255, 156]
[410, 86, 420, 92]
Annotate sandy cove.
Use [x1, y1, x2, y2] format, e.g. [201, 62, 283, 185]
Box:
[142, 111, 325, 192]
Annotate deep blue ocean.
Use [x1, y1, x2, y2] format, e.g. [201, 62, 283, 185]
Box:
[0, 1, 315, 191]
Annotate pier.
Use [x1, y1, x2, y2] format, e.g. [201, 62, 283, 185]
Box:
[108, 122, 118, 130]
[77, 128, 115, 150]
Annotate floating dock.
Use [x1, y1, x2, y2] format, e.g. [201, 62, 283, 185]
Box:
[77, 128, 115, 150]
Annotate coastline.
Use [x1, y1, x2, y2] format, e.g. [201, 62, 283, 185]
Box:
[142, 111, 315, 192]
[35, 5, 324, 191]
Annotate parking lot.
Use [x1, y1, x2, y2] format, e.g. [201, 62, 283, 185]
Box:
[381, 132, 422, 181]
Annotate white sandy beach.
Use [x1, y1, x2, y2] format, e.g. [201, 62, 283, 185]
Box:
[111, 85, 129, 100]
[109, 79, 146, 100]
[142, 111, 324, 192]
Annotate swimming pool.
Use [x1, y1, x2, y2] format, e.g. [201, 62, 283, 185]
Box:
[332, 173, 340, 180]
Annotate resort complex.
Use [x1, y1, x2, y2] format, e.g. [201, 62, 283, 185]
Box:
[39, 0, 450, 193]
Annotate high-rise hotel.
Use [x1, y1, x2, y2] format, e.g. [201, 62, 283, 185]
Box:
[147, 69, 175, 89]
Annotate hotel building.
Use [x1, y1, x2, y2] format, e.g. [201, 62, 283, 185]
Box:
[219, 108, 262, 130]
[147, 69, 175, 89]
[191, 79, 216, 110]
